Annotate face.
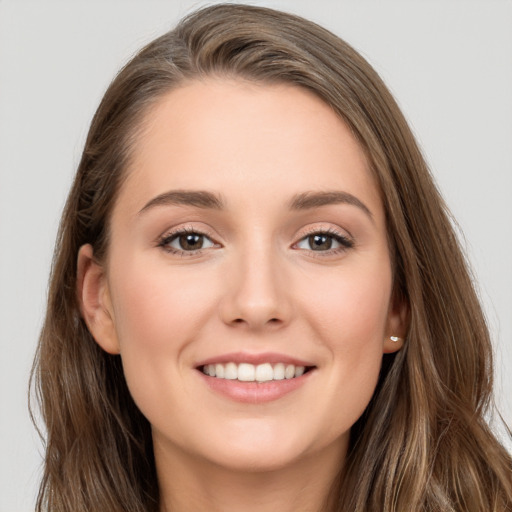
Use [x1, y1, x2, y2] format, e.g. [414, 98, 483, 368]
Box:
[79, 79, 405, 474]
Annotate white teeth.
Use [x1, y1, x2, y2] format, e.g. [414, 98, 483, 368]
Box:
[201, 362, 310, 382]
[273, 363, 285, 380]
[224, 362, 237, 380]
[215, 364, 224, 378]
[284, 364, 295, 379]
[295, 366, 305, 377]
[255, 363, 273, 382]
[238, 363, 255, 381]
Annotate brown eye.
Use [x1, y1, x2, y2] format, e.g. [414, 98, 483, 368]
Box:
[178, 233, 204, 250]
[308, 234, 332, 251]
[160, 230, 216, 253]
[295, 231, 354, 252]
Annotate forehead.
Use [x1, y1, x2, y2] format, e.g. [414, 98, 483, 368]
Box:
[116, 79, 382, 219]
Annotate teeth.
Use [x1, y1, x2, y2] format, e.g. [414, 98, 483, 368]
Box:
[224, 362, 237, 380]
[238, 363, 255, 382]
[273, 363, 285, 380]
[201, 362, 309, 382]
[284, 364, 295, 379]
[295, 366, 305, 377]
[215, 364, 224, 379]
[255, 363, 273, 382]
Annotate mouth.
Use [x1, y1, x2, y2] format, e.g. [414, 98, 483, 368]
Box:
[199, 362, 315, 382]
[195, 353, 317, 403]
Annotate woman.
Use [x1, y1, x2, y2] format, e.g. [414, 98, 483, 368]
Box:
[31, 4, 512, 511]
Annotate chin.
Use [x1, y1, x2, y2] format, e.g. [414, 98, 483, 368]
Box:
[205, 442, 308, 473]
[191, 419, 341, 474]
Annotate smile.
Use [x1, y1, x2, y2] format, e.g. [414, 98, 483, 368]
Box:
[201, 362, 311, 382]
[196, 353, 316, 403]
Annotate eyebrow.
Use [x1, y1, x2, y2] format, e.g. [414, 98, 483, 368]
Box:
[289, 191, 373, 220]
[138, 188, 373, 220]
[138, 190, 224, 214]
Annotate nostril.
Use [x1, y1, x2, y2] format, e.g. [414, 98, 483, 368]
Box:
[227, 316, 285, 329]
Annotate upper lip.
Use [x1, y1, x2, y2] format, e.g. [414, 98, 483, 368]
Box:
[195, 352, 315, 368]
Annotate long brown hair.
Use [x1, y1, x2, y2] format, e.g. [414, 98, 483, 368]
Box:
[31, 4, 512, 511]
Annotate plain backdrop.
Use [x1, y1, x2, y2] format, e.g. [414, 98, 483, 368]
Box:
[1, 1, 511, 510]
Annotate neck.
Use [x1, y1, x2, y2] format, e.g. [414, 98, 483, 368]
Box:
[155, 437, 346, 512]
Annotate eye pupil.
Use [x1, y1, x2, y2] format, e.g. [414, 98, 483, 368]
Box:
[309, 234, 332, 250]
[179, 233, 203, 250]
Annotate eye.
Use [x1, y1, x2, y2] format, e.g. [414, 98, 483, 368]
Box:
[295, 231, 353, 252]
[159, 229, 216, 254]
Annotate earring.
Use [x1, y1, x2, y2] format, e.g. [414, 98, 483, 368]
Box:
[390, 336, 402, 343]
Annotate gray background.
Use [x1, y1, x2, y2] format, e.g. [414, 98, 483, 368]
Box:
[1, 1, 511, 510]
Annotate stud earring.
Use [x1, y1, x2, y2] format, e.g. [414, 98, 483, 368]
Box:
[390, 336, 402, 343]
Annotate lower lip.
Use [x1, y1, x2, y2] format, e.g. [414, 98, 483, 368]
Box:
[198, 370, 314, 404]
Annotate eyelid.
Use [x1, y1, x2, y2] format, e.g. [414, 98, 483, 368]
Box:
[157, 224, 221, 255]
[292, 225, 355, 254]
[155, 223, 354, 257]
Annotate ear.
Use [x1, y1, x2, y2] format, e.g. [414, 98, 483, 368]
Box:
[383, 291, 408, 354]
[77, 244, 120, 355]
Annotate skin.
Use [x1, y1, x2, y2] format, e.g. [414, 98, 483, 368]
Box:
[78, 79, 407, 512]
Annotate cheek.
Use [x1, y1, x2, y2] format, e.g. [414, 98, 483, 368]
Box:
[299, 262, 392, 427]
[304, 261, 392, 348]
[109, 255, 218, 350]
[106, 254, 220, 409]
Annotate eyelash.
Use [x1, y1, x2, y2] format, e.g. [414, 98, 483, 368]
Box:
[294, 227, 354, 257]
[157, 226, 354, 257]
[157, 226, 217, 256]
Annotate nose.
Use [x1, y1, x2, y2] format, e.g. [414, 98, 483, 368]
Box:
[218, 245, 292, 331]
